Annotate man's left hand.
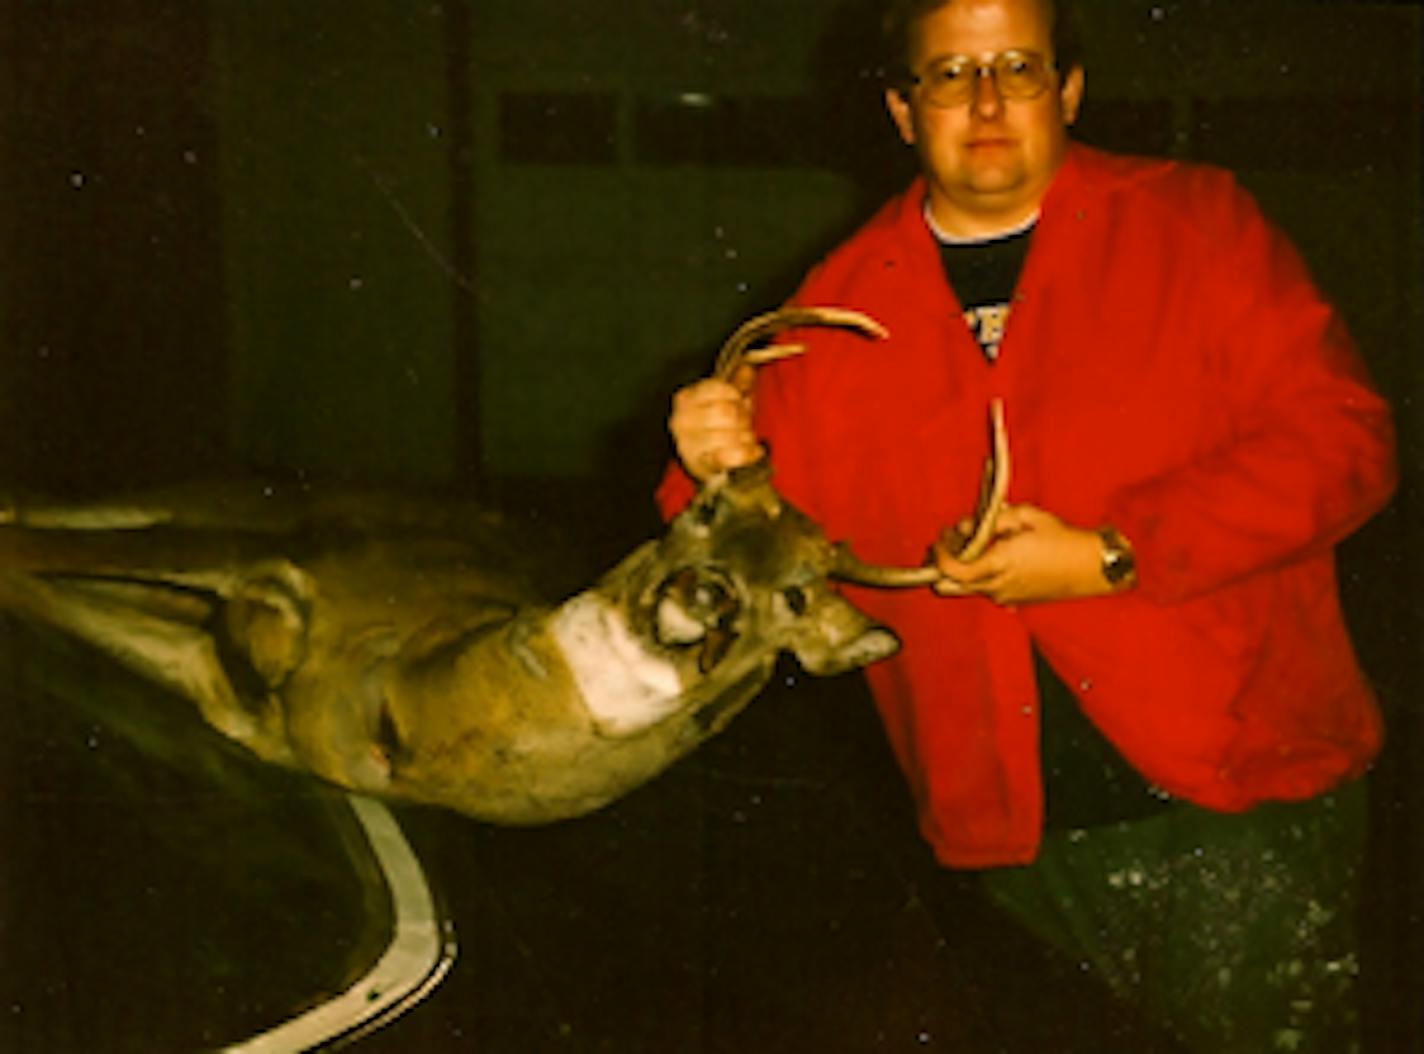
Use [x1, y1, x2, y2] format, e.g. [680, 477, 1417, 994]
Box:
[932, 504, 1116, 605]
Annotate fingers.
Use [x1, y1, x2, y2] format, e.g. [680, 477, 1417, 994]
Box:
[931, 509, 1049, 601]
[932, 563, 1007, 598]
[931, 531, 1005, 597]
[931, 507, 1105, 605]
[934, 555, 1004, 589]
[670, 378, 761, 481]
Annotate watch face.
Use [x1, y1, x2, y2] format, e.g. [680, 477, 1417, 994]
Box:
[1099, 530, 1136, 586]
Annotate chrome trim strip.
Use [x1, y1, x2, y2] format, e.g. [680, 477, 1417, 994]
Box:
[226, 795, 457, 1053]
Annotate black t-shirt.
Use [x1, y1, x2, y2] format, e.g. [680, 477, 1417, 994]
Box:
[931, 215, 1170, 828]
[935, 222, 1033, 361]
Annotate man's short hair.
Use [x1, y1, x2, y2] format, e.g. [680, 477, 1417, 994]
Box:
[880, 0, 1084, 87]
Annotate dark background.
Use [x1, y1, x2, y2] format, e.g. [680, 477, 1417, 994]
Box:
[0, 1, 1419, 1050]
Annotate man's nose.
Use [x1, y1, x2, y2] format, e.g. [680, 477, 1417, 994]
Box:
[971, 66, 1004, 117]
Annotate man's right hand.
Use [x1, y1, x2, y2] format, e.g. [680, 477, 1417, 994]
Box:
[668, 363, 762, 482]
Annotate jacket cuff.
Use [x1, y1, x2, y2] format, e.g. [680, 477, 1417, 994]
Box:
[655, 461, 698, 523]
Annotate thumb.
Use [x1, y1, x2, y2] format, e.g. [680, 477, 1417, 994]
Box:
[729, 362, 757, 397]
[993, 503, 1041, 532]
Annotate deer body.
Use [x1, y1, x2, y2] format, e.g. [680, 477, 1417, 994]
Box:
[0, 464, 898, 823]
[0, 308, 1002, 824]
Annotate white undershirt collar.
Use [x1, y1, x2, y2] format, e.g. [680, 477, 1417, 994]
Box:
[924, 199, 1039, 246]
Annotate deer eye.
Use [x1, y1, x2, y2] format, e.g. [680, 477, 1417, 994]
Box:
[782, 585, 807, 615]
[696, 580, 730, 609]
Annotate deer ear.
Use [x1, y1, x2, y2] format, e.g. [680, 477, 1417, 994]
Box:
[223, 561, 312, 688]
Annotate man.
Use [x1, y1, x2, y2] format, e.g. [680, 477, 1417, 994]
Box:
[660, 0, 1396, 1048]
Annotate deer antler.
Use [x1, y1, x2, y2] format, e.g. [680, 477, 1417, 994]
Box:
[712, 305, 887, 380]
[711, 306, 1009, 590]
[938, 398, 1010, 564]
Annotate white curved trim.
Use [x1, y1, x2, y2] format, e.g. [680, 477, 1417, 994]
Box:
[225, 795, 457, 1053]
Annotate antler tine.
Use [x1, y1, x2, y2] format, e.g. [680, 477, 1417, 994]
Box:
[712, 306, 887, 381]
[951, 398, 1010, 562]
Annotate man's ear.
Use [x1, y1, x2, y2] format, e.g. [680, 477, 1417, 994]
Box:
[884, 86, 916, 145]
[1060, 66, 1085, 126]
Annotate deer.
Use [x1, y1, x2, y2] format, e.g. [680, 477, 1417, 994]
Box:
[0, 307, 1007, 824]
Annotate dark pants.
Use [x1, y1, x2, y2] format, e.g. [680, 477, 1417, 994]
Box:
[980, 781, 1368, 1053]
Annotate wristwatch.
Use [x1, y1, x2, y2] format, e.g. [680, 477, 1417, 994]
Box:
[1097, 526, 1137, 590]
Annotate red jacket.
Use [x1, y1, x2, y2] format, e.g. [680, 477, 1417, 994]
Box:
[658, 144, 1397, 868]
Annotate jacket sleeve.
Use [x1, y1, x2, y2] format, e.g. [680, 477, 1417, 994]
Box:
[654, 461, 697, 521]
[1104, 174, 1397, 604]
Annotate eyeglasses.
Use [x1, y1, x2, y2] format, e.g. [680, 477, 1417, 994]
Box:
[904, 50, 1056, 108]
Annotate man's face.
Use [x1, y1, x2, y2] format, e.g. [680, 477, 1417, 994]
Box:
[885, 0, 1084, 236]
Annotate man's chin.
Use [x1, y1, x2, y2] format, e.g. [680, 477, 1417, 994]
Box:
[958, 170, 1029, 205]
[963, 158, 1024, 189]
